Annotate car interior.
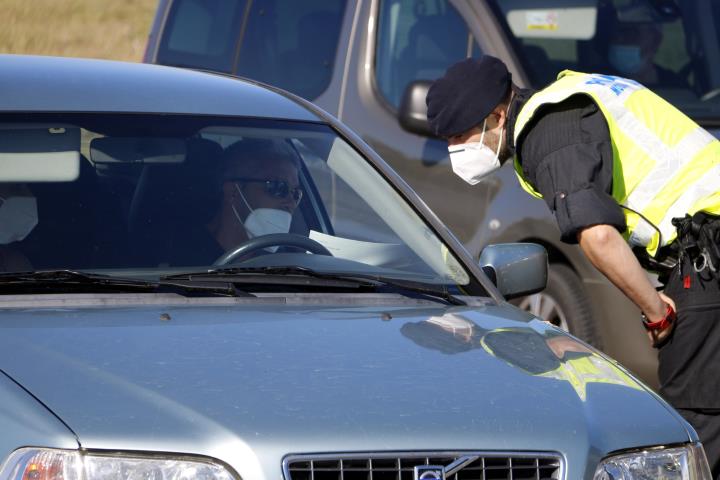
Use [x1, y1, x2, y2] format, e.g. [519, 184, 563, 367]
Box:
[0, 114, 456, 283]
[0, 118, 325, 272]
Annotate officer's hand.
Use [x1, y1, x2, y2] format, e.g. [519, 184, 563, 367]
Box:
[646, 292, 677, 348]
[659, 292, 676, 311]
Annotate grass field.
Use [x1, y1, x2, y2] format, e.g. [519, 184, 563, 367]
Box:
[0, 0, 158, 62]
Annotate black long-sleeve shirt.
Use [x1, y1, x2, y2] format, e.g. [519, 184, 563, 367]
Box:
[510, 90, 627, 243]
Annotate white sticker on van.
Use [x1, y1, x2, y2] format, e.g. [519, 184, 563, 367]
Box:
[525, 10, 559, 31]
[505, 3, 597, 40]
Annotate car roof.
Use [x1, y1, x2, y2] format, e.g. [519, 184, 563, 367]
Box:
[0, 55, 321, 121]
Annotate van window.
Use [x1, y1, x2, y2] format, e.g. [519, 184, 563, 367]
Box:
[157, 0, 246, 73]
[375, 0, 482, 108]
[156, 0, 347, 100]
[488, 0, 720, 120]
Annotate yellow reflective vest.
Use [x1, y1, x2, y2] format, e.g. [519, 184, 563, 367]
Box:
[513, 70, 720, 256]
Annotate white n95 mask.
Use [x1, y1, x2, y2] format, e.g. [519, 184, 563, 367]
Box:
[242, 208, 292, 239]
[232, 184, 292, 250]
[0, 196, 38, 244]
[448, 119, 503, 185]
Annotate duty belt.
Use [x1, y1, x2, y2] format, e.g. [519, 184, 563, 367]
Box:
[672, 212, 720, 280]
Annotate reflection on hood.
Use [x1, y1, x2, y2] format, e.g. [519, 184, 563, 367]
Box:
[401, 313, 643, 401]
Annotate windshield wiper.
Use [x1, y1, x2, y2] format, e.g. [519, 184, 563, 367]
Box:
[163, 266, 466, 305]
[0, 270, 254, 298]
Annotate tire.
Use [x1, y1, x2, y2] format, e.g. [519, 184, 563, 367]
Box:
[512, 263, 603, 348]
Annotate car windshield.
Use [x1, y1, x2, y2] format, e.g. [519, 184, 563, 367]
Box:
[489, 0, 720, 120]
[0, 113, 477, 293]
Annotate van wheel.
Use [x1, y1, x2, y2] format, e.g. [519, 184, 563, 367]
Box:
[512, 263, 602, 348]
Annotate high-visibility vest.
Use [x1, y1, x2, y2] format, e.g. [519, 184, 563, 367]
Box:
[513, 70, 720, 256]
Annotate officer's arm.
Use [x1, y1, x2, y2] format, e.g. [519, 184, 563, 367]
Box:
[577, 224, 675, 331]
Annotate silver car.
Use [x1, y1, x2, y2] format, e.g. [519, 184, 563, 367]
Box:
[0, 55, 711, 480]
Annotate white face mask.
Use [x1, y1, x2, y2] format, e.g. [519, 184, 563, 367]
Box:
[448, 118, 503, 185]
[232, 184, 292, 250]
[0, 196, 38, 244]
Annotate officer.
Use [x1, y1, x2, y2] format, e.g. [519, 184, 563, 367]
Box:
[425, 56, 720, 477]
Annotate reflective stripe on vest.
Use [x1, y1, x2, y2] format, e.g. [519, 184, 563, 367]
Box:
[513, 71, 720, 256]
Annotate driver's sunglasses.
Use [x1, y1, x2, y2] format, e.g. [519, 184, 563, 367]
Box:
[234, 178, 303, 203]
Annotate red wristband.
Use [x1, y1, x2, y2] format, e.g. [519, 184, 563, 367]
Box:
[642, 304, 676, 331]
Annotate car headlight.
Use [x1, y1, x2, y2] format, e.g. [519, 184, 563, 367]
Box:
[593, 443, 712, 479]
[0, 448, 236, 480]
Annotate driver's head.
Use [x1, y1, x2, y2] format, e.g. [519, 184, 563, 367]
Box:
[221, 138, 302, 217]
[210, 138, 302, 247]
[608, 22, 662, 75]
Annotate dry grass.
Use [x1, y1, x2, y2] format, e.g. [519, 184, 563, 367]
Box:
[0, 0, 159, 62]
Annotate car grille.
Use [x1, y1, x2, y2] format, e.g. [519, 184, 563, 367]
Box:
[284, 453, 563, 480]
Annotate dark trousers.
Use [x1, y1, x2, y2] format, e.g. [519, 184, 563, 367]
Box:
[660, 258, 720, 477]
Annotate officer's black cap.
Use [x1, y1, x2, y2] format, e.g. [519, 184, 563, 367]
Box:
[426, 56, 511, 138]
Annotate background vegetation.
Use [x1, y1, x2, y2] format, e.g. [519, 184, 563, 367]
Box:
[1, 0, 158, 62]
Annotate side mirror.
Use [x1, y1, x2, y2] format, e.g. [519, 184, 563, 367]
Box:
[479, 243, 548, 300]
[398, 80, 435, 137]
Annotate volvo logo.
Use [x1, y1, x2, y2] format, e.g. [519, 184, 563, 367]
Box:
[414, 466, 445, 480]
[413, 456, 479, 480]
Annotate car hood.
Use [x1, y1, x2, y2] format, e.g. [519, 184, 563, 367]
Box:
[0, 295, 689, 478]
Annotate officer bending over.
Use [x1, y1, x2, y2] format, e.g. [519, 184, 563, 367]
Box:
[425, 56, 720, 477]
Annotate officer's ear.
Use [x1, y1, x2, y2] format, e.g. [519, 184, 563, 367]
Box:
[488, 104, 508, 130]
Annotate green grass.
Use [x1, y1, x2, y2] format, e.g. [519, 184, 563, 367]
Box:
[0, 0, 159, 62]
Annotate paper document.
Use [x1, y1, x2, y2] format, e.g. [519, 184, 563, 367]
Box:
[309, 230, 409, 266]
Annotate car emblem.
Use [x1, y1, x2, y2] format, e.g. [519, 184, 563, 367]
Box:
[414, 465, 445, 480]
[413, 456, 479, 480]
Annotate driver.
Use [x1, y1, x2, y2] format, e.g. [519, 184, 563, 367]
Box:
[204, 138, 303, 262]
[606, 22, 688, 88]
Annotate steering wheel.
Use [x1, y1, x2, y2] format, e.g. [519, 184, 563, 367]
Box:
[213, 233, 332, 266]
